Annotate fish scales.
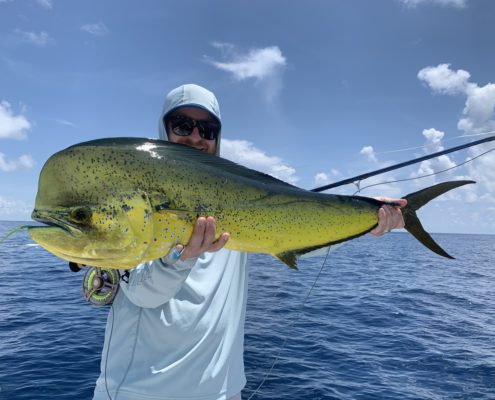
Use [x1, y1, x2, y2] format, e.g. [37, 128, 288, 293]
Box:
[27, 137, 474, 269]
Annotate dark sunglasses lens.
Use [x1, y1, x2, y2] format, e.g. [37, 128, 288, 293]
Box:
[170, 117, 194, 136]
[198, 122, 220, 140]
[168, 115, 219, 140]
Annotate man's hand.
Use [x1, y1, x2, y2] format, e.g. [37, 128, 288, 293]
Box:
[177, 216, 229, 261]
[370, 197, 407, 237]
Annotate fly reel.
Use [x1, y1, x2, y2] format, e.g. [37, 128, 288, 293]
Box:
[81, 267, 120, 306]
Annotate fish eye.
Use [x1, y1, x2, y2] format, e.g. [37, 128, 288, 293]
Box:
[70, 206, 92, 223]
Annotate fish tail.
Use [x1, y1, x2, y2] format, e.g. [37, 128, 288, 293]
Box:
[401, 180, 475, 259]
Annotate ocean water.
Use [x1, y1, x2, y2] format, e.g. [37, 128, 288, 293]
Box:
[0, 221, 494, 400]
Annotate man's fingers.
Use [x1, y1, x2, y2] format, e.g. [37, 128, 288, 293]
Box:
[192, 217, 207, 243]
[385, 204, 405, 229]
[382, 205, 402, 230]
[182, 217, 207, 256]
[202, 217, 217, 250]
[372, 203, 406, 237]
[395, 198, 408, 208]
[371, 208, 386, 236]
[383, 205, 395, 222]
[208, 233, 230, 253]
[202, 218, 228, 252]
[375, 197, 408, 208]
[179, 217, 229, 260]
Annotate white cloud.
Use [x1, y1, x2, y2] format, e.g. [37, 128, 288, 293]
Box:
[221, 139, 298, 185]
[458, 83, 495, 134]
[210, 42, 236, 54]
[37, 0, 53, 9]
[418, 63, 471, 95]
[418, 64, 495, 196]
[313, 170, 340, 188]
[466, 148, 495, 192]
[56, 119, 76, 127]
[0, 101, 31, 140]
[399, 0, 467, 8]
[356, 138, 449, 197]
[314, 172, 330, 187]
[422, 127, 445, 152]
[0, 195, 32, 219]
[418, 64, 495, 134]
[409, 128, 456, 184]
[360, 145, 378, 163]
[81, 22, 109, 36]
[0, 101, 34, 174]
[0, 196, 18, 214]
[0, 153, 35, 172]
[14, 29, 50, 46]
[205, 44, 287, 101]
[207, 46, 286, 81]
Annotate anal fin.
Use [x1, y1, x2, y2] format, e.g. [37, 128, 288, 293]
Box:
[275, 251, 298, 269]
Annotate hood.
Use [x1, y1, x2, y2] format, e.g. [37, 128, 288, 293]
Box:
[158, 84, 222, 155]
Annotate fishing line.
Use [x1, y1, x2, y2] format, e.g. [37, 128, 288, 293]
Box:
[351, 146, 495, 195]
[247, 247, 332, 400]
[312, 133, 495, 192]
[375, 130, 495, 155]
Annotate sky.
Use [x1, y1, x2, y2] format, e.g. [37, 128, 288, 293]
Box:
[0, 0, 494, 234]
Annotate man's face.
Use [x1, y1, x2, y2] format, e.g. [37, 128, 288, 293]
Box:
[166, 107, 218, 155]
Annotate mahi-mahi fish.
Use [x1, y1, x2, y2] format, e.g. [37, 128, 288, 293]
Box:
[27, 137, 474, 269]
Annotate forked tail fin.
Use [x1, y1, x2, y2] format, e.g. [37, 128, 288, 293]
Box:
[402, 180, 475, 259]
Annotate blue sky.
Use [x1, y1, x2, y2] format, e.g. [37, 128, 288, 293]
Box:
[1, 0, 494, 234]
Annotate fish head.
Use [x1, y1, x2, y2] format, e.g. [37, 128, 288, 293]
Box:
[28, 143, 156, 269]
[29, 196, 154, 269]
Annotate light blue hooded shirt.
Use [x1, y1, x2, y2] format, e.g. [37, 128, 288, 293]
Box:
[93, 85, 248, 400]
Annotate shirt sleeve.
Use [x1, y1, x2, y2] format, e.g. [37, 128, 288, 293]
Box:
[119, 257, 197, 308]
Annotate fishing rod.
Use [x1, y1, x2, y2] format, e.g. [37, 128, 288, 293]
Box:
[311, 134, 495, 192]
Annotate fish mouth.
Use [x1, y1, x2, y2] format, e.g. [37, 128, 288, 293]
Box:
[31, 209, 79, 234]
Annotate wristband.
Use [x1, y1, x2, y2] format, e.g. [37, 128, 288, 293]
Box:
[161, 246, 186, 266]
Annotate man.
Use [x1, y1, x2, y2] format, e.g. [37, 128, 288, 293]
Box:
[92, 84, 404, 400]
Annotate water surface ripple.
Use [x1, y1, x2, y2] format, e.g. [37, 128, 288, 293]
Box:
[0, 222, 493, 399]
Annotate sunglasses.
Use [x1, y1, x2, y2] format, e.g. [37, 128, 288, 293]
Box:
[166, 115, 220, 141]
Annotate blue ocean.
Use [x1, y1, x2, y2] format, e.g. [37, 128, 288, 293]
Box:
[0, 220, 494, 399]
